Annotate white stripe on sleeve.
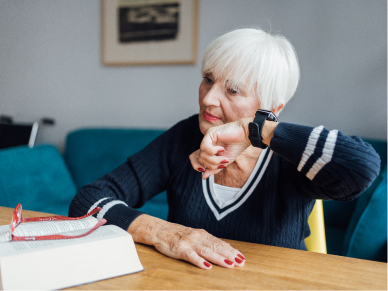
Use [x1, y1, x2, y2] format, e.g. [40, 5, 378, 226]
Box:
[88, 197, 109, 213]
[306, 130, 338, 180]
[97, 200, 128, 220]
[297, 126, 324, 172]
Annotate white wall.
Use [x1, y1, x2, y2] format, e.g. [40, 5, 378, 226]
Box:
[0, 0, 386, 151]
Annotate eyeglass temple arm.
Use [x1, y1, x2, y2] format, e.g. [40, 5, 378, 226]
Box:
[12, 218, 107, 241]
[21, 207, 101, 223]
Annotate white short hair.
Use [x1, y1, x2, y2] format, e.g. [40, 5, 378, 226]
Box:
[201, 28, 300, 110]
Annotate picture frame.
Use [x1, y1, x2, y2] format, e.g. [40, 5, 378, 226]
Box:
[101, 0, 198, 66]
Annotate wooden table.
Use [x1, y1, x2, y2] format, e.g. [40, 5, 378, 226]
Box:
[0, 206, 386, 290]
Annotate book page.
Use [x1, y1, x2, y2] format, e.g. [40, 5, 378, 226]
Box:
[0, 216, 97, 242]
[0, 224, 123, 256]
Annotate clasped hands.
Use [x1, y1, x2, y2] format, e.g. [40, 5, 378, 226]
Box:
[189, 117, 277, 179]
[189, 118, 253, 179]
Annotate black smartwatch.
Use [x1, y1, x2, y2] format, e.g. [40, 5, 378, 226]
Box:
[248, 109, 278, 149]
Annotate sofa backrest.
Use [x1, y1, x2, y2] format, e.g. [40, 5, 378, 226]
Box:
[64, 128, 168, 220]
[64, 128, 165, 190]
[323, 139, 387, 225]
[323, 139, 387, 261]
[0, 145, 77, 215]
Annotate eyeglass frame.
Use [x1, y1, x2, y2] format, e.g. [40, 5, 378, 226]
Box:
[9, 203, 106, 241]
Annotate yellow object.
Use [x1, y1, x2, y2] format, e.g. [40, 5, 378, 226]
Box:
[305, 199, 327, 254]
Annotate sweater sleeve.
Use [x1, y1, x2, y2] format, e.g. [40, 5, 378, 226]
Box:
[68, 115, 198, 230]
[270, 122, 381, 201]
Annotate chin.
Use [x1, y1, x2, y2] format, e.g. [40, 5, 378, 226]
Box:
[198, 116, 208, 135]
[198, 115, 218, 135]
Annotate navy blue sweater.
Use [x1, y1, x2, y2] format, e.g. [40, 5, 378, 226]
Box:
[69, 115, 380, 250]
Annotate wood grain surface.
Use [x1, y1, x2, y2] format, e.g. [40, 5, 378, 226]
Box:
[0, 206, 386, 290]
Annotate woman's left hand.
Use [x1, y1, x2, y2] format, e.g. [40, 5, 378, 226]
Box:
[190, 117, 278, 179]
[189, 118, 252, 179]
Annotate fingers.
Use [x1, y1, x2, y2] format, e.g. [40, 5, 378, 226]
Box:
[189, 149, 229, 177]
[181, 243, 245, 270]
[202, 238, 246, 267]
[183, 249, 213, 270]
[198, 149, 229, 170]
[194, 230, 246, 268]
[155, 223, 246, 270]
[189, 149, 206, 172]
[197, 246, 234, 268]
[201, 132, 225, 156]
[202, 168, 219, 180]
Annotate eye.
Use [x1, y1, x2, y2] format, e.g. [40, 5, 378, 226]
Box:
[228, 88, 239, 95]
[203, 77, 213, 84]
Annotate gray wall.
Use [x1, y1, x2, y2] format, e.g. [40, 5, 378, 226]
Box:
[0, 0, 386, 151]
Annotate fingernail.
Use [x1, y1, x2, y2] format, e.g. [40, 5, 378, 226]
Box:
[235, 257, 243, 264]
[198, 167, 205, 172]
[237, 254, 245, 261]
[224, 259, 233, 265]
[204, 261, 211, 268]
[217, 149, 224, 153]
[218, 165, 226, 169]
[220, 160, 229, 164]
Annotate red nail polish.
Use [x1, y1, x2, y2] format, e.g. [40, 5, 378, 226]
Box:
[224, 259, 233, 265]
[235, 257, 243, 264]
[198, 167, 205, 172]
[204, 261, 211, 268]
[218, 165, 226, 169]
[220, 160, 229, 164]
[237, 254, 245, 261]
[217, 149, 224, 153]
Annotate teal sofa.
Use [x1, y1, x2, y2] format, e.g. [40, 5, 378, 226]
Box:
[0, 128, 386, 262]
[323, 140, 387, 262]
[63, 129, 168, 220]
[0, 144, 77, 216]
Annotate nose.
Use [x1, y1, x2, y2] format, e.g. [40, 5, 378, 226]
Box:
[202, 81, 222, 107]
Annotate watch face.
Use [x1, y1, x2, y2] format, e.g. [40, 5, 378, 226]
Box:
[267, 112, 278, 122]
[256, 109, 278, 122]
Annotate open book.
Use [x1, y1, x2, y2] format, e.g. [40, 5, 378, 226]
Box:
[0, 216, 144, 290]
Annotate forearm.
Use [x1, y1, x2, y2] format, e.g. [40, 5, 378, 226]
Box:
[241, 117, 380, 199]
[270, 122, 380, 200]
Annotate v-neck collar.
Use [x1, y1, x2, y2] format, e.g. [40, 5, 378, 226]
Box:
[202, 148, 273, 221]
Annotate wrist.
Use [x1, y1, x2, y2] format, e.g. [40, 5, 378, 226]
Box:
[127, 214, 167, 246]
[240, 117, 255, 146]
[242, 116, 279, 147]
[261, 121, 278, 146]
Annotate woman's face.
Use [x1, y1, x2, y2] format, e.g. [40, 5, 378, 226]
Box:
[198, 72, 261, 135]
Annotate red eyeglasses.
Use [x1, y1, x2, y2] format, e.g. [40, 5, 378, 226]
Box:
[9, 203, 106, 241]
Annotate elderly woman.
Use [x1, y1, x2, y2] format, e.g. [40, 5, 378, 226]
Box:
[69, 28, 380, 270]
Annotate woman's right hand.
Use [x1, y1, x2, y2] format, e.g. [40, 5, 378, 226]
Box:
[128, 214, 246, 270]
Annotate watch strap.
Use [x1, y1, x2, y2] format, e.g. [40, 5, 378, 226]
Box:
[249, 113, 268, 149]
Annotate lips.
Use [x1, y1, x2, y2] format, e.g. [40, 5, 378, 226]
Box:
[203, 111, 220, 122]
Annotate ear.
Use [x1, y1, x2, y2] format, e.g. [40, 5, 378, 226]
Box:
[272, 103, 284, 115]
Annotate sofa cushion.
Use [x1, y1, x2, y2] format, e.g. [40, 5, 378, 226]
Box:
[64, 129, 164, 190]
[0, 145, 77, 215]
[344, 167, 387, 261]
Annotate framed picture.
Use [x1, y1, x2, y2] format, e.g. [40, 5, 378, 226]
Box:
[102, 0, 198, 66]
